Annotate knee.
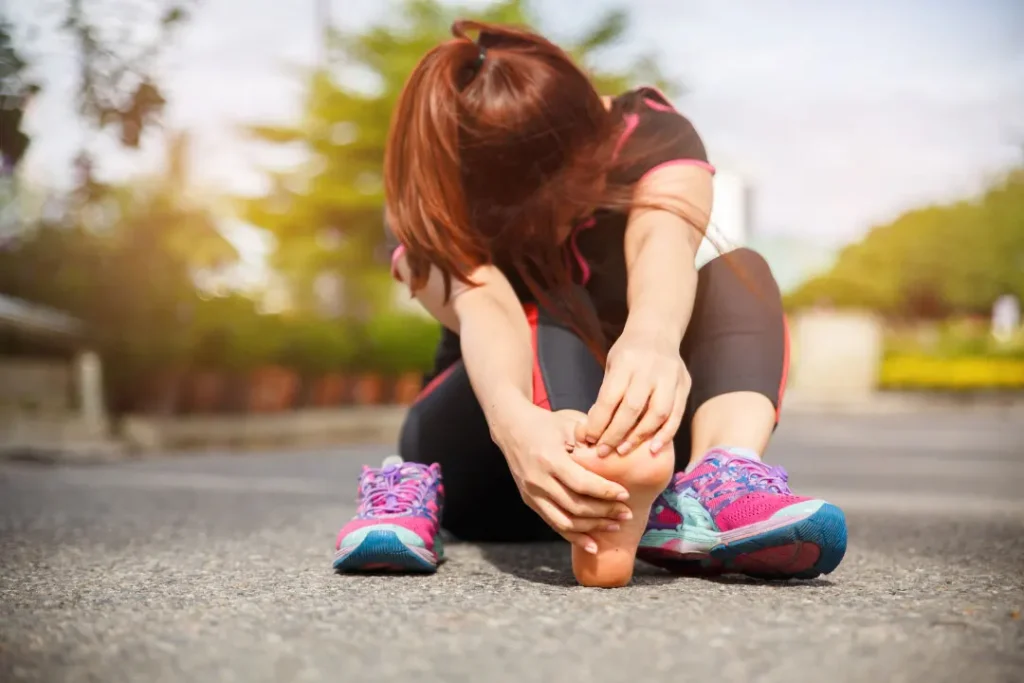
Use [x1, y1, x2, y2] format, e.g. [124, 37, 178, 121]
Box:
[701, 247, 774, 281]
[698, 248, 782, 304]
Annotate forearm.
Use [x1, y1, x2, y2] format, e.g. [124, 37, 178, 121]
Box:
[394, 255, 535, 434]
[451, 272, 536, 438]
[624, 215, 698, 346]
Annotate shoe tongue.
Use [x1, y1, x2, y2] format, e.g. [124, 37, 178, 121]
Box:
[381, 454, 404, 468]
[383, 462, 428, 482]
[691, 448, 759, 472]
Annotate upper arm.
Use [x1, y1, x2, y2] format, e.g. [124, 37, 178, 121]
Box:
[618, 95, 715, 263]
[626, 163, 713, 262]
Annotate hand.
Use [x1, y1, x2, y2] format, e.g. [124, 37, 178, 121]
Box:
[493, 405, 633, 554]
[576, 327, 691, 456]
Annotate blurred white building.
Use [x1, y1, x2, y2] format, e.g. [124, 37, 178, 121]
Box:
[696, 168, 752, 268]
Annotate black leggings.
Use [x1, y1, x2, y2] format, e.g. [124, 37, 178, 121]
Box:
[399, 248, 788, 542]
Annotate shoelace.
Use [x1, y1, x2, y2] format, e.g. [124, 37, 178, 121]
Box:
[360, 465, 426, 516]
[691, 456, 791, 511]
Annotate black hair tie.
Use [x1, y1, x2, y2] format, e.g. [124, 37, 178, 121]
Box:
[455, 42, 487, 90]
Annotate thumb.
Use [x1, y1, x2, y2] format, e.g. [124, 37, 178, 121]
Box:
[572, 417, 589, 447]
[552, 409, 588, 446]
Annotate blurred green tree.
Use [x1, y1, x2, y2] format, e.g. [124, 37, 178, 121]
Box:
[0, 18, 38, 176]
[0, 132, 237, 408]
[1, 3, 246, 410]
[241, 0, 671, 314]
[62, 0, 195, 149]
[785, 168, 1024, 318]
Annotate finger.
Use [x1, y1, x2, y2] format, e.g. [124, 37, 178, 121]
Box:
[536, 497, 622, 532]
[546, 479, 633, 520]
[553, 411, 588, 447]
[533, 499, 600, 553]
[622, 376, 676, 451]
[558, 515, 624, 533]
[599, 382, 650, 453]
[572, 416, 589, 447]
[650, 381, 689, 454]
[563, 531, 600, 555]
[583, 366, 631, 445]
[551, 458, 630, 502]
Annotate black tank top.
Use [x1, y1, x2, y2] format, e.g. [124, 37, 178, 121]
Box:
[385, 87, 712, 379]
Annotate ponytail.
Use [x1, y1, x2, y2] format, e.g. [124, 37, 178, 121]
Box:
[384, 35, 488, 299]
[385, 21, 629, 361]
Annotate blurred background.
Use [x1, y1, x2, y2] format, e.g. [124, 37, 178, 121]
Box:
[1, 0, 1022, 456]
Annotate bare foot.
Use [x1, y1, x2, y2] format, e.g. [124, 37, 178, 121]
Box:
[568, 434, 675, 588]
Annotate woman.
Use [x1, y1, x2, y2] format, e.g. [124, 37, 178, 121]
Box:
[333, 21, 847, 587]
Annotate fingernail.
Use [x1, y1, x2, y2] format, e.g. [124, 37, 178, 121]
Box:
[585, 542, 598, 554]
[650, 440, 662, 454]
[585, 435, 596, 445]
[616, 441, 632, 455]
[616, 491, 630, 502]
[603, 523, 621, 532]
[597, 444, 611, 457]
[617, 510, 633, 521]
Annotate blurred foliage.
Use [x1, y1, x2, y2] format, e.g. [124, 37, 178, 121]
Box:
[1, 18, 37, 174]
[240, 0, 671, 313]
[880, 356, 1024, 390]
[876, 312, 1024, 390]
[185, 300, 439, 377]
[883, 318, 1024, 360]
[785, 169, 1024, 318]
[363, 311, 443, 375]
[0, 133, 237, 408]
[2, 2, 457, 413]
[3, 0, 194, 170]
[0, 17, 26, 83]
[62, 0, 195, 148]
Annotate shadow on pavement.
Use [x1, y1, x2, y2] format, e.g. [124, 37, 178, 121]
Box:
[475, 542, 834, 588]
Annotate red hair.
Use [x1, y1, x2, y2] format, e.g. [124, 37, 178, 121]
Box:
[384, 20, 707, 358]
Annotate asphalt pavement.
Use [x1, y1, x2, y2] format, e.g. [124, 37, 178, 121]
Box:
[2, 411, 1023, 683]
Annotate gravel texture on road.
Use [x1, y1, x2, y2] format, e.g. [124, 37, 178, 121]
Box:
[2, 412, 1023, 683]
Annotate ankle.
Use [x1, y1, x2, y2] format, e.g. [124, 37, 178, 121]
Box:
[685, 445, 762, 473]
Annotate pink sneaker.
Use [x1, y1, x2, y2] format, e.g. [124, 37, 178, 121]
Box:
[638, 448, 847, 579]
[333, 457, 444, 573]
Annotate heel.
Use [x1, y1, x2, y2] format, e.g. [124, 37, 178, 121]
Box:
[569, 443, 675, 587]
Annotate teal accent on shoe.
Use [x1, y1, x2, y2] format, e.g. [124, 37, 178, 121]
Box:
[639, 527, 711, 548]
[333, 529, 437, 573]
[640, 517, 719, 548]
[638, 496, 719, 555]
[768, 499, 825, 520]
[674, 495, 718, 531]
[339, 524, 427, 549]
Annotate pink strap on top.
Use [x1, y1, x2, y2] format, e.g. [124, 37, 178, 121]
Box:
[390, 245, 407, 281]
[640, 158, 716, 182]
[569, 217, 597, 285]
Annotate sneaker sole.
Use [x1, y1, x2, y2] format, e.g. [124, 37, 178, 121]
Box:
[713, 503, 847, 579]
[333, 529, 440, 574]
[638, 502, 847, 580]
